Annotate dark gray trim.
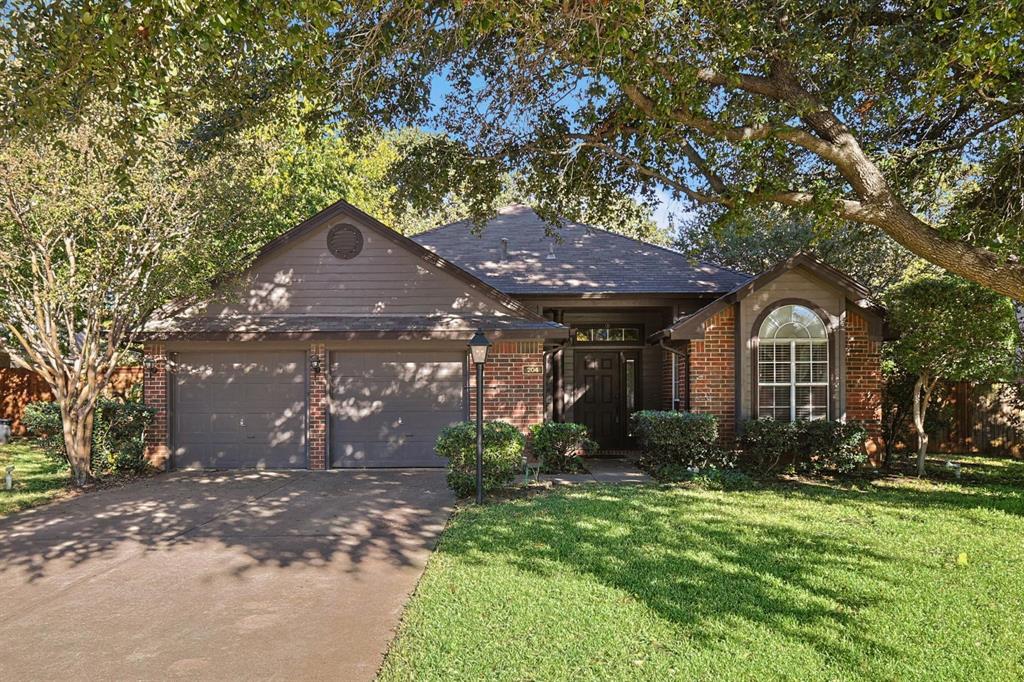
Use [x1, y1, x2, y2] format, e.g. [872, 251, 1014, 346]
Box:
[748, 299, 839, 422]
[143, 327, 569, 342]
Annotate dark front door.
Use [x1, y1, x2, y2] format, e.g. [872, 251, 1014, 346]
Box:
[574, 351, 638, 450]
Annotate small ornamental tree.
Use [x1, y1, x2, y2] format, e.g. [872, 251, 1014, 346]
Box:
[0, 110, 272, 485]
[886, 273, 1018, 476]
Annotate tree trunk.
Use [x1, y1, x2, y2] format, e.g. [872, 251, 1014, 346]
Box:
[61, 403, 95, 486]
[912, 373, 934, 477]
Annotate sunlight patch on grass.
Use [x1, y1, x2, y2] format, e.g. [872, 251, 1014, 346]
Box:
[0, 441, 68, 517]
[381, 471, 1024, 681]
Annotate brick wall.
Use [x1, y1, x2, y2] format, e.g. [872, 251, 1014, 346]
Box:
[143, 344, 170, 470]
[308, 344, 328, 469]
[845, 311, 883, 458]
[689, 307, 736, 445]
[468, 340, 545, 432]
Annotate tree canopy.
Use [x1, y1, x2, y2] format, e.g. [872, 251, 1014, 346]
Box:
[886, 271, 1018, 474]
[3, 1, 1021, 298]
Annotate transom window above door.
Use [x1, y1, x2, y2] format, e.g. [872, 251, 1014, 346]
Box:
[757, 305, 829, 421]
[573, 325, 643, 343]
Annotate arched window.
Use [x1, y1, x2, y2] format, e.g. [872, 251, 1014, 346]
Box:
[757, 304, 829, 421]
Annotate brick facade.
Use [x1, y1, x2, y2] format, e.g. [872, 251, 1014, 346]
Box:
[468, 340, 545, 432]
[307, 344, 328, 469]
[688, 307, 737, 445]
[142, 344, 170, 470]
[661, 346, 688, 411]
[845, 311, 884, 458]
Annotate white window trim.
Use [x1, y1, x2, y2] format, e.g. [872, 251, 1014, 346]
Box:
[758, 338, 830, 421]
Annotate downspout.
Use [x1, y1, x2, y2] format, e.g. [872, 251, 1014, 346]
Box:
[659, 338, 690, 412]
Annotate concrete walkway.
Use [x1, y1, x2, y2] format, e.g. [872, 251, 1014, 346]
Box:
[0, 469, 453, 681]
[524, 457, 653, 486]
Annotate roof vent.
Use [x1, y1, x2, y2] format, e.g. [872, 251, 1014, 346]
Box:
[327, 224, 364, 260]
[546, 242, 556, 260]
[500, 237, 509, 261]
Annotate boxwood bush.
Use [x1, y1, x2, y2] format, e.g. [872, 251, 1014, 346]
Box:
[22, 397, 156, 474]
[434, 420, 525, 497]
[528, 422, 597, 474]
[630, 411, 733, 471]
[739, 418, 869, 475]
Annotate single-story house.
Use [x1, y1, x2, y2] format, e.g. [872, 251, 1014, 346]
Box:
[141, 201, 883, 470]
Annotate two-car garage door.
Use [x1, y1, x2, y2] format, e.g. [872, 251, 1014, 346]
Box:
[171, 349, 464, 469]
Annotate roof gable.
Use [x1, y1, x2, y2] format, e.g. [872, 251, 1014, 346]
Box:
[656, 253, 884, 340]
[146, 200, 560, 338]
[412, 204, 751, 295]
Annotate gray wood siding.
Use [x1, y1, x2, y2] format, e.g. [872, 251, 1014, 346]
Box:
[738, 268, 846, 421]
[204, 218, 512, 318]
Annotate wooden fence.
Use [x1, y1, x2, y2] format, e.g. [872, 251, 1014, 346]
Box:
[0, 367, 143, 435]
[930, 382, 1023, 457]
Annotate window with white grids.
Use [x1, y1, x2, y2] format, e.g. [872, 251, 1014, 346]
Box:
[757, 305, 829, 421]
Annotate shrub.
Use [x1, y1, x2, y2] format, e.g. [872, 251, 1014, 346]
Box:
[796, 420, 869, 475]
[528, 422, 597, 473]
[739, 418, 869, 475]
[739, 418, 797, 474]
[22, 398, 156, 475]
[630, 411, 731, 469]
[435, 420, 525, 497]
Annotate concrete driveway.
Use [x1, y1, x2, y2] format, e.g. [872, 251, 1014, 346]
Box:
[0, 469, 453, 681]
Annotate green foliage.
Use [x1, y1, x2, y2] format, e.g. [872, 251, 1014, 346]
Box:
[740, 419, 868, 475]
[738, 418, 798, 474]
[434, 421, 525, 497]
[0, 442, 68, 517]
[22, 398, 155, 475]
[676, 206, 917, 295]
[795, 420, 869, 475]
[528, 422, 597, 474]
[887, 272, 1018, 383]
[630, 411, 731, 470]
[6, 2, 1024, 297]
[656, 465, 757, 490]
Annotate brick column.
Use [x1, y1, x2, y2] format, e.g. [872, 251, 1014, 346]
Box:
[689, 307, 736, 445]
[468, 340, 545, 433]
[143, 344, 170, 470]
[845, 311, 883, 460]
[308, 344, 328, 469]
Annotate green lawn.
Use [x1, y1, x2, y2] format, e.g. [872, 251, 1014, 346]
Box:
[381, 461, 1024, 681]
[0, 440, 69, 517]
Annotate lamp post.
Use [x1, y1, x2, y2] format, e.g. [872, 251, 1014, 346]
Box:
[467, 329, 492, 504]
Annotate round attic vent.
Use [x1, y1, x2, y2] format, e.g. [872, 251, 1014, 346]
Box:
[327, 224, 363, 260]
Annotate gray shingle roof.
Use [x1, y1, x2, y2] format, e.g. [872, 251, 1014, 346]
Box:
[412, 204, 752, 295]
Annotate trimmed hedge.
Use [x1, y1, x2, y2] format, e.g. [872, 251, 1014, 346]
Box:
[739, 418, 869, 474]
[434, 420, 525, 497]
[528, 422, 597, 474]
[22, 397, 156, 474]
[630, 411, 733, 470]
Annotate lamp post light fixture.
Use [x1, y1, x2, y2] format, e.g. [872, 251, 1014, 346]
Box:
[142, 355, 156, 377]
[467, 329, 492, 504]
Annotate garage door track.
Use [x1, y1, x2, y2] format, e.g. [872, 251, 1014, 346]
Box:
[0, 469, 453, 681]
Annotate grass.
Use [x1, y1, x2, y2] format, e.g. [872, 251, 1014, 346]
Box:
[0, 440, 69, 517]
[381, 458, 1024, 681]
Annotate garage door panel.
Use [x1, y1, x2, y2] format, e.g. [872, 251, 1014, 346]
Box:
[330, 351, 464, 468]
[173, 351, 307, 470]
